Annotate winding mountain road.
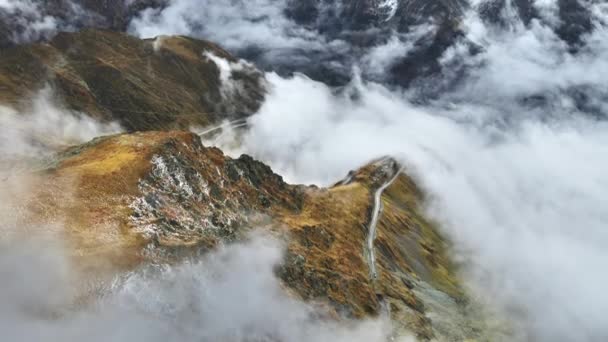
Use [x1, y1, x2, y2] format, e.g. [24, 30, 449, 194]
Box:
[366, 159, 402, 280]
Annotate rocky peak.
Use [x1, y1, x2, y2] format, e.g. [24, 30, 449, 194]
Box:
[5, 131, 505, 340]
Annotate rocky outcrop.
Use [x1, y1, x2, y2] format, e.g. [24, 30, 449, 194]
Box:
[6, 131, 504, 340]
[0, 29, 265, 131]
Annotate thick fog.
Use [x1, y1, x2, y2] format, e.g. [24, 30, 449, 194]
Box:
[0, 232, 412, 342]
[198, 1, 608, 341]
[0, 88, 120, 163]
[232, 71, 608, 341]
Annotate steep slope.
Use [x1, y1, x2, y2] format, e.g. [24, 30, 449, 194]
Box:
[4, 131, 504, 340]
[0, 29, 264, 131]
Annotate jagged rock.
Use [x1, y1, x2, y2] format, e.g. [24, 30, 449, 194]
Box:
[6, 131, 505, 340]
[0, 29, 265, 130]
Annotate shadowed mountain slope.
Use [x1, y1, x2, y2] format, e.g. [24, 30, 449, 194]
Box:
[0, 29, 265, 131]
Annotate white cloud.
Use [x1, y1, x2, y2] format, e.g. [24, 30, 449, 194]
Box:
[129, 0, 328, 52]
[201, 5, 608, 340]
[0, 233, 406, 342]
[0, 87, 121, 163]
[362, 24, 435, 78]
[0, 0, 59, 42]
[231, 70, 608, 341]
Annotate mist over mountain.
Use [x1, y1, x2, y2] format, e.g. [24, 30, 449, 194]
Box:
[4, 0, 605, 110]
[1, 0, 607, 341]
[2, 1, 599, 86]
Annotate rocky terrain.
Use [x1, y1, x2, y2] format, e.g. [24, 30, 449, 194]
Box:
[3, 130, 504, 340]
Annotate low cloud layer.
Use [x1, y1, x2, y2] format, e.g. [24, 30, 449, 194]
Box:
[0, 0, 103, 44]
[204, 2, 608, 340]
[127, 0, 604, 90]
[0, 86, 408, 342]
[0, 233, 410, 342]
[129, 0, 352, 84]
[130, 0, 323, 51]
[0, 87, 121, 165]
[234, 72, 608, 342]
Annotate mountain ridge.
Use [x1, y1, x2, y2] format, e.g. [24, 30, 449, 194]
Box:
[0, 29, 264, 131]
[2, 130, 505, 340]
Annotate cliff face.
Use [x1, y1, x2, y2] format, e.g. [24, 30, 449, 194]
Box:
[5, 131, 501, 340]
[0, 29, 265, 131]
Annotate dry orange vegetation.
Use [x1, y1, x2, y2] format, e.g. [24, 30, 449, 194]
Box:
[2, 131, 491, 340]
[0, 30, 264, 131]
